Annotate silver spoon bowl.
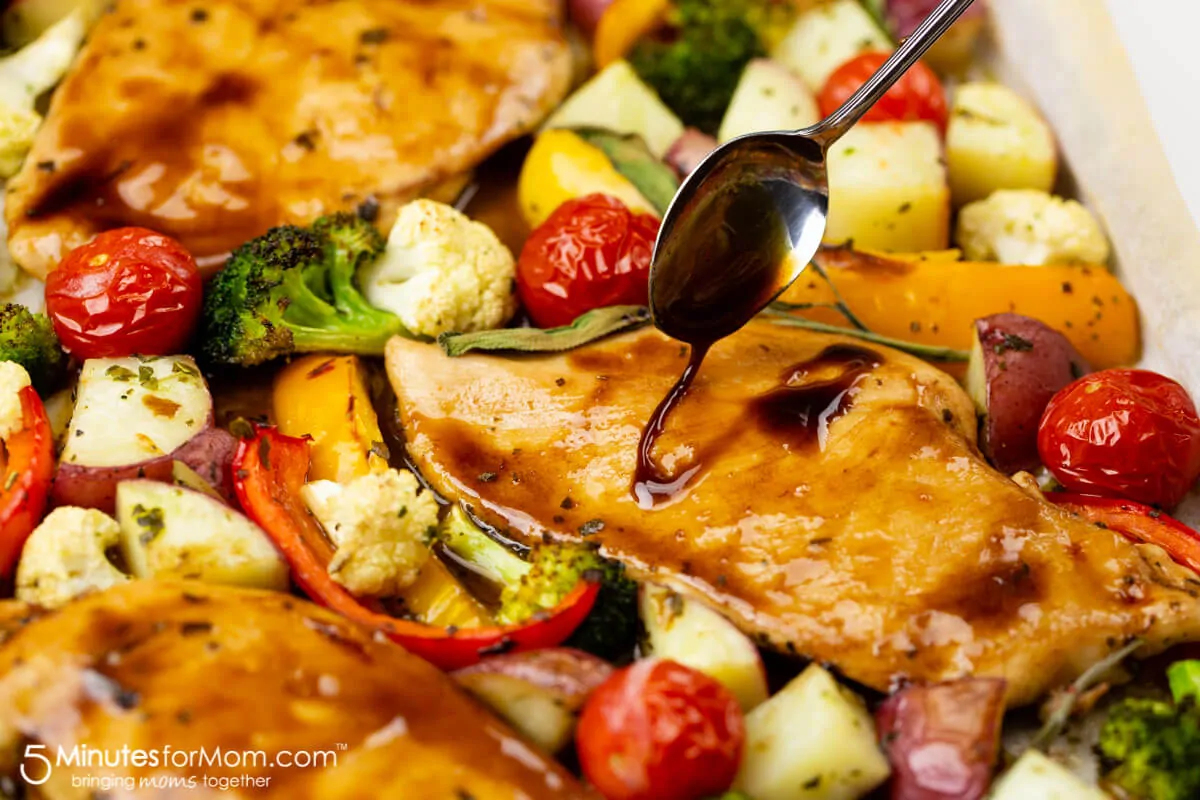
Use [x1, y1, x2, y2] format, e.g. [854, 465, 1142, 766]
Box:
[649, 0, 980, 345]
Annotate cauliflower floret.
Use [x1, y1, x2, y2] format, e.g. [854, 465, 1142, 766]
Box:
[16, 507, 130, 609]
[302, 468, 438, 598]
[0, 361, 31, 442]
[956, 189, 1111, 266]
[359, 199, 517, 338]
[0, 8, 89, 178]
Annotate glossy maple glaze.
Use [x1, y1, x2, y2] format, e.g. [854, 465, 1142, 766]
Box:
[387, 324, 1200, 707]
[4, 0, 572, 278]
[0, 582, 593, 798]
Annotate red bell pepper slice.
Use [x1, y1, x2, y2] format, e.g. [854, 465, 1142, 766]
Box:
[231, 425, 600, 671]
[1046, 492, 1200, 575]
[0, 387, 54, 579]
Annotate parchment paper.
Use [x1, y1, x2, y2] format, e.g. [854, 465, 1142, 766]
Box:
[988, 0, 1200, 391]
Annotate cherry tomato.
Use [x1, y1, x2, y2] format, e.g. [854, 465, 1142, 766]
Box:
[818, 52, 949, 131]
[1038, 370, 1200, 509]
[576, 658, 744, 800]
[517, 194, 659, 329]
[45, 227, 203, 359]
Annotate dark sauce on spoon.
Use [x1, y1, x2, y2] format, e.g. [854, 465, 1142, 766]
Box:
[635, 177, 803, 509]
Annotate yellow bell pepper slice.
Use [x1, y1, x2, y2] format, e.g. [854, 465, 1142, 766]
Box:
[273, 354, 492, 628]
[518, 129, 657, 228]
[594, 0, 671, 68]
[273, 355, 387, 484]
[782, 247, 1140, 370]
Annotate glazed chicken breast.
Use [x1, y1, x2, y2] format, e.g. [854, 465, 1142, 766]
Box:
[387, 323, 1200, 707]
[0, 581, 591, 799]
[4, 0, 572, 277]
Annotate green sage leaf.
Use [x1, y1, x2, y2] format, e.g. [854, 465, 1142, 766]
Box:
[438, 306, 651, 357]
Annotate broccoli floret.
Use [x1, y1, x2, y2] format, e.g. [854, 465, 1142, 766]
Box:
[1098, 697, 1200, 800]
[0, 303, 67, 394]
[198, 213, 407, 366]
[629, 0, 766, 134]
[562, 556, 638, 662]
[438, 505, 638, 655]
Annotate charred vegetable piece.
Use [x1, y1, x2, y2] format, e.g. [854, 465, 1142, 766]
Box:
[876, 678, 1006, 800]
[453, 648, 613, 753]
[232, 426, 599, 671]
[439, 504, 638, 660]
[199, 214, 406, 367]
[0, 303, 68, 395]
[966, 313, 1090, 474]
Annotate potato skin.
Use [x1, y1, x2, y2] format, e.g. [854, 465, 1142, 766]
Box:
[50, 425, 235, 513]
[969, 314, 1091, 474]
[876, 678, 1006, 800]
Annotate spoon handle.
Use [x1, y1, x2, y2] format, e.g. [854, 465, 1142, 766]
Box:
[802, 0, 980, 147]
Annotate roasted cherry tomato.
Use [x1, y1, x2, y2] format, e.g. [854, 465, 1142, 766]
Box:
[576, 658, 744, 800]
[1038, 369, 1200, 509]
[819, 52, 949, 131]
[45, 227, 203, 358]
[517, 193, 659, 329]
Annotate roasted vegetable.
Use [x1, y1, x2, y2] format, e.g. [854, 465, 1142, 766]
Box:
[440, 504, 635, 642]
[0, 378, 54, 580]
[778, 247, 1140, 371]
[0, 302, 67, 394]
[198, 213, 405, 367]
[453, 648, 613, 753]
[233, 425, 599, 671]
[1098, 696, 1200, 800]
[966, 313, 1090, 474]
[734, 663, 890, 800]
[718, 58, 818, 142]
[946, 83, 1057, 206]
[628, 0, 765, 135]
[824, 121, 950, 252]
[114, 480, 288, 591]
[52, 355, 216, 513]
[640, 582, 767, 711]
[771, 0, 891, 91]
[876, 678, 1006, 800]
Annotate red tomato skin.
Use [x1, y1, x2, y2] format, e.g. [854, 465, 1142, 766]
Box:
[45, 227, 203, 359]
[1038, 369, 1200, 509]
[517, 194, 659, 329]
[576, 658, 744, 800]
[819, 52, 949, 131]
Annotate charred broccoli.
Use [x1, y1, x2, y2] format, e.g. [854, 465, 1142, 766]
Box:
[1098, 696, 1200, 800]
[0, 303, 67, 394]
[198, 213, 408, 366]
[438, 505, 638, 657]
[629, 0, 766, 134]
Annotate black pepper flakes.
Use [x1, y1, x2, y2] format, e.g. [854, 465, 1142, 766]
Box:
[36, 160, 56, 172]
[359, 27, 389, 44]
[190, 7, 208, 22]
[356, 196, 380, 222]
[560, 497, 574, 510]
[478, 472, 497, 483]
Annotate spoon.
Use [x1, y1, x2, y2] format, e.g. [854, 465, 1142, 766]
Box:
[648, 0, 980, 347]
